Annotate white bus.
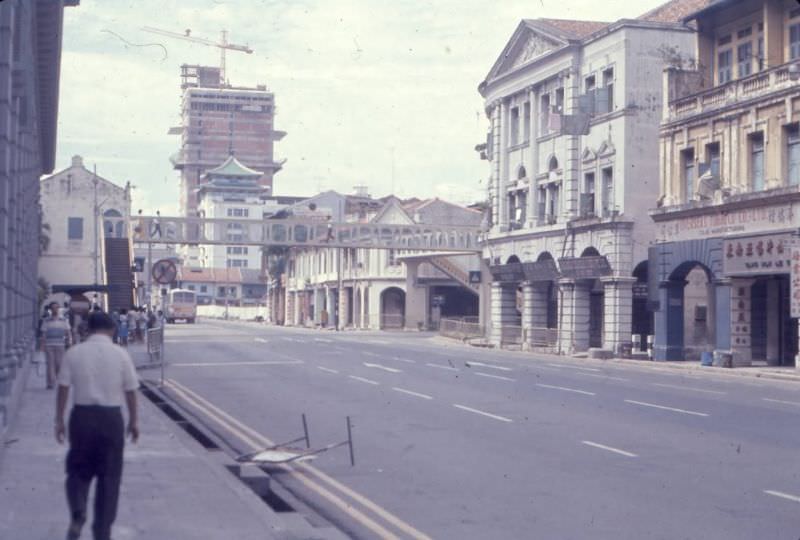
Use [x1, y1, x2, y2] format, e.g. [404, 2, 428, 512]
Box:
[165, 288, 197, 324]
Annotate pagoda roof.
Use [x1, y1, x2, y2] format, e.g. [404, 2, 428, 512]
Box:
[205, 155, 263, 178]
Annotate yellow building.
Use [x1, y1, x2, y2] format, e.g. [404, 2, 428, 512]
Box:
[651, 0, 800, 366]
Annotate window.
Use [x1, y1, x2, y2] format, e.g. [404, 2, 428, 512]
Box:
[718, 49, 732, 84]
[706, 142, 721, 179]
[584, 75, 596, 93]
[67, 217, 83, 240]
[682, 148, 695, 202]
[537, 187, 547, 223]
[186, 285, 196, 291]
[788, 125, 800, 186]
[737, 26, 752, 40]
[555, 88, 564, 113]
[226, 222, 244, 242]
[226, 208, 249, 218]
[540, 94, 550, 132]
[523, 102, 531, 142]
[226, 259, 248, 268]
[548, 185, 560, 223]
[217, 287, 226, 297]
[510, 106, 520, 146]
[717, 34, 732, 46]
[737, 42, 752, 78]
[602, 68, 614, 111]
[388, 249, 398, 266]
[750, 132, 764, 191]
[791, 24, 800, 60]
[200, 285, 208, 293]
[601, 167, 613, 216]
[582, 173, 595, 217]
[757, 37, 765, 71]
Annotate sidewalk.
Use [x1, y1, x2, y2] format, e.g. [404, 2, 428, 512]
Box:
[0, 346, 288, 540]
[434, 335, 800, 383]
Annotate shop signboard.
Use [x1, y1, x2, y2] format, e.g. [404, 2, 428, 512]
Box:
[656, 203, 797, 242]
[558, 256, 612, 280]
[489, 262, 525, 283]
[791, 247, 800, 318]
[722, 233, 793, 276]
[521, 259, 560, 282]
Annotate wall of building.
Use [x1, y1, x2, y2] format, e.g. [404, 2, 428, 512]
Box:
[39, 156, 131, 289]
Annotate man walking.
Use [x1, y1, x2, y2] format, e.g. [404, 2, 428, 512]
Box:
[41, 301, 73, 389]
[55, 311, 139, 540]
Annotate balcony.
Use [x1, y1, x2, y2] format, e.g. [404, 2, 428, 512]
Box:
[666, 63, 796, 124]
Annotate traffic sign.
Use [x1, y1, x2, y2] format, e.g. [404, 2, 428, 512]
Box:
[152, 259, 177, 285]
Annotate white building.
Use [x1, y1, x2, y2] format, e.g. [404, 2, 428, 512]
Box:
[194, 155, 292, 270]
[39, 155, 132, 308]
[478, 2, 700, 355]
[283, 192, 482, 330]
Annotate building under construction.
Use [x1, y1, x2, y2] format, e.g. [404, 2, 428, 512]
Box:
[170, 64, 286, 217]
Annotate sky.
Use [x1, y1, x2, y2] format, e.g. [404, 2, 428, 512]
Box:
[57, 0, 672, 215]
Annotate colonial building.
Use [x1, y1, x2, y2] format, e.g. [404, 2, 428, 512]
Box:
[282, 192, 482, 330]
[39, 155, 132, 309]
[477, 1, 703, 355]
[651, 0, 800, 366]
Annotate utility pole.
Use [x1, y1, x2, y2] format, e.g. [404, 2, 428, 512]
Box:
[92, 165, 99, 291]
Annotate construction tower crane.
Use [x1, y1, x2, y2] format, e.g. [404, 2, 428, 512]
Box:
[141, 26, 253, 84]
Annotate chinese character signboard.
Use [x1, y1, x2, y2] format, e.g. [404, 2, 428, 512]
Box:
[656, 204, 797, 242]
[558, 256, 612, 280]
[489, 263, 525, 283]
[722, 234, 794, 276]
[792, 247, 800, 318]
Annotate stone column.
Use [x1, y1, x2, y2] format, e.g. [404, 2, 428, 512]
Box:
[653, 280, 686, 361]
[601, 277, 635, 355]
[490, 282, 516, 346]
[572, 281, 591, 353]
[557, 279, 576, 354]
[527, 86, 539, 227]
[521, 281, 534, 349]
[338, 287, 349, 329]
[405, 261, 427, 330]
[284, 292, 295, 327]
[498, 100, 509, 231]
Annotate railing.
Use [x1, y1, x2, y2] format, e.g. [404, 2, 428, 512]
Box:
[525, 327, 559, 351]
[500, 325, 524, 347]
[429, 257, 480, 294]
[439, 317, 485, 341]
[668, 63, 794, 121]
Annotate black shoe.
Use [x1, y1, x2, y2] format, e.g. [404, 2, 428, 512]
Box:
[66, 520, 83, 540]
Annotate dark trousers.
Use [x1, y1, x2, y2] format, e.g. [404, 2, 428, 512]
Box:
[65, 405, 125, 540]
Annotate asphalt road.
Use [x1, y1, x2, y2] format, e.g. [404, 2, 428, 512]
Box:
[153, 320, 800, 540]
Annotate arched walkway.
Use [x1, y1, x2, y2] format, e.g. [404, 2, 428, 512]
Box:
[380, 287, 405, 329]
[103, 209, 124, 238]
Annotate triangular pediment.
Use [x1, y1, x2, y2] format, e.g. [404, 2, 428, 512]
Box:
[485, 22, 566, 81]
[581, 147, 597, 163]
[598, 140, 616, 157]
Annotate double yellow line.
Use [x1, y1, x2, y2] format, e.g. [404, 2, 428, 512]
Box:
[162, 378, 432, 540]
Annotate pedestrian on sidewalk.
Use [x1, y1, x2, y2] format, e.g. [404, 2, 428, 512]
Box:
[40, 301, 73, 389]
[117, 309, 130, 347]
[55, 310, 139, 540]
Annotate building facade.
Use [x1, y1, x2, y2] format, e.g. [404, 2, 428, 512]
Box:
[170, 65, 286, 218]
[39, 155, 131, 296]
[1, 0, 77, 426]
[478, 3, 701, 355]
[651, 0, 800, 366]
[282, 194, 482, 331]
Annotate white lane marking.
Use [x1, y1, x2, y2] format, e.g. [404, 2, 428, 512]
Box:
[764, 490, 800, 503]
[465, 361, 512, 372]
[453, 404, 513, 423]
[363, 351, 383, 358]
[575, 372, 630, 382]
[763, 398, 800, 407]
[254, 337, 269, 343]
[536, 383, 596, 396]
[546, 363, 601, 373]
[366, 339, 390, 345]
[363, 362, 402, 374]
[581, 440, 638, 458]
[426, 363, 458, 372]
[475, 372, 516, 382]
[624, 399, 709, 417]
[534, 365, 563, 372]
[322, 350, 343, 355]
[281, 337, 303, 343]
[317, 366, 339, 374]
[392, 387, 433, 400]
[391, 356, 416, 364]
[349, 375, 379, 385]
[314, 337, 333, 343]
[652, 382, 726, 395]
[172, 360, 303, 367]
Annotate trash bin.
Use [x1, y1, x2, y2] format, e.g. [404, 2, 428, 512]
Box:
[700, 351, 713, 366]
[619, 342, 633, 358]
[713, 350, 733, 368]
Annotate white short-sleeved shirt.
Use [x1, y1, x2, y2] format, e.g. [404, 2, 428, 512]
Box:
[57, 334, 139, 406]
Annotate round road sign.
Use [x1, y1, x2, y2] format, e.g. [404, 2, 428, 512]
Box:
[152, 259, 177, 285]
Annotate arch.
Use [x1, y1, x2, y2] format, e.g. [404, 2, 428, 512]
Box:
[668, 260, 713, 282]
[506, 255, 521, 264]
[517, 165, 527, 179]
[632, 260, 649, 282]
[103, 209, 122, 217]
[580, 246, 601, 257]
[536, 251, 554, 262]
[380, 287, 405, 329]
[547, 155, 559, 171]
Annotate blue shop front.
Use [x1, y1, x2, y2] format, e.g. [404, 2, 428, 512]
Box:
[650, 201, 799, 367]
